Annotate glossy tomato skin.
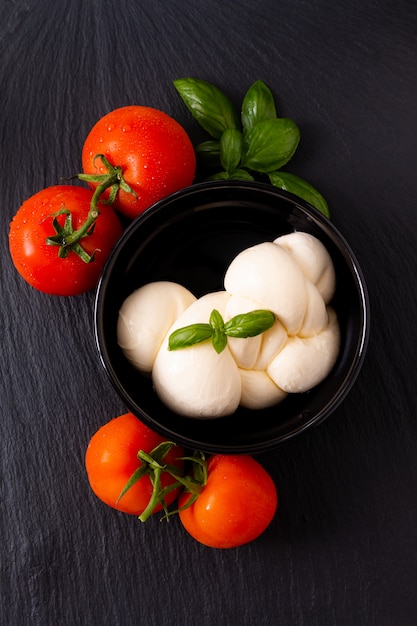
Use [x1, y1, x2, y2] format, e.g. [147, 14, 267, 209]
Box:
[85, 413, 185, 516]
[9, 185, 123, 296]
[81, 106, 196, 219]
[178, 455, 278, 549]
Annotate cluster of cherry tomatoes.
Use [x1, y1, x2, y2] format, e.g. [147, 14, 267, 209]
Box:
[86, 412, 278, 549]
[8, 102, 278, 548]
[8, 105, 196, 296]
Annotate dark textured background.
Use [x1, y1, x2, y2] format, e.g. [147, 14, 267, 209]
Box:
[1, 1, 417, 624]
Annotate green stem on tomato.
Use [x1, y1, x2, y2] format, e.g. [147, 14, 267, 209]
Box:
[46, 155, 135, 263]
[138, 457, 206, 522]
[45, 206, 99, 263]
[78, 154, 137, 208]
[139, 466, 165, 522]
[116, 444, 208, 523]
[158, 451, 208, 521]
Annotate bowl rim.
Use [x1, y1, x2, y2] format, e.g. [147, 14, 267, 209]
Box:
[94, 180, 370, 453]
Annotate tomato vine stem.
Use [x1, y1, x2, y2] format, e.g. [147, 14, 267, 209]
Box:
[46, 155, 135, 263]
[45, 207, 99, 263]
[117, 444, 208, 523]
[78, 154, 137, 210]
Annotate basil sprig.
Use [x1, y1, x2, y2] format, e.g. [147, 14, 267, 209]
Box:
[173, 77, 330, 218]
[172, 77, 240, 139]
[168, 308, 275, 355]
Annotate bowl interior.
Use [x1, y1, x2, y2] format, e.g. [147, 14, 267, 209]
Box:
[95, 181, 369, 453]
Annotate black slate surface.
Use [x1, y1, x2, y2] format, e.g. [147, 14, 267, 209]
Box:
[1, 1, 417, 625]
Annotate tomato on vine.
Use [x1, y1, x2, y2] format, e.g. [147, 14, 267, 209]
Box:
[177, 453, 278, 549]
[85, 413, 185, 518]
[9, 185, 123, 296]
[85, 418, 278, 546]
[80, 105, 196, 219]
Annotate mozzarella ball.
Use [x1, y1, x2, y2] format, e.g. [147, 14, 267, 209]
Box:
[152, 291, 241, 418]
[224, 241, 308, 334]
[274, 232, 336, 303]
[253, 319, 288, 371]
[298, 279, 329, 338]
[267, 307, 340, 393]
[117, 281, 196, 372]
[239, 369, 287, 410]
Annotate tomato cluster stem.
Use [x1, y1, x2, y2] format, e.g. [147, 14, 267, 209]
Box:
[78, 153, 137, 210]
[63, 208, 99, 246]
[117, 444, 207, 523]
[45, 206, 99, 263]
[46, 155, 135, 263]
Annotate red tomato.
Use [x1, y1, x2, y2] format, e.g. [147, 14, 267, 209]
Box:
[81, 106, 196, 219]
[178, 454, 278, 548]
[9, 185, 123, 296]
[85, 413, 185, 516]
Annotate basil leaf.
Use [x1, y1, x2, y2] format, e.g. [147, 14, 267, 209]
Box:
[168, 309, 275, 355]
[212, 330, 228, 354]
[241, 118, 300, 173]
[220, 129, 243, 173]
[241, 80, 277, 131]
[209, 309, 227, 352]
[209, 308, 224, 331]
[196, 140, 221, 167]
[228, 169, 255, 181]
[208, 171, 231, 180]
[168, 323, 213, 351]
[208, 168, 255, 181]
[224, 310, 276, 338]
[174, 78, 240, 140]
[268, 171, 330, 218]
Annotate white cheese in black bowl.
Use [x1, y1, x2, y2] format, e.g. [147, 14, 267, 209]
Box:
[94, 180, 370, 454]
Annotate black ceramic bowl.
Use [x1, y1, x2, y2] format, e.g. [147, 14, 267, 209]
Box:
[94, 181, 369, 454]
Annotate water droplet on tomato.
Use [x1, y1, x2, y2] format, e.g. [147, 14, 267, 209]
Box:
[107, 123, 115, 131]
[122, 125, 132, 132]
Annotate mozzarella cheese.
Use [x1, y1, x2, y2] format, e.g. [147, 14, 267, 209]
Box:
[224, 241, 308, 334]
[224, 294, 264, 369]
[274, 231, 336, 303]
[117, 232, 340, 419]
[239, 368, 287, 410]
[298, 279, 329, 338]
[117, 281, 196, 372]
[254, 319, 288, 371]
[267, 308, 340, 393]
[152, 292, 241, 418]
